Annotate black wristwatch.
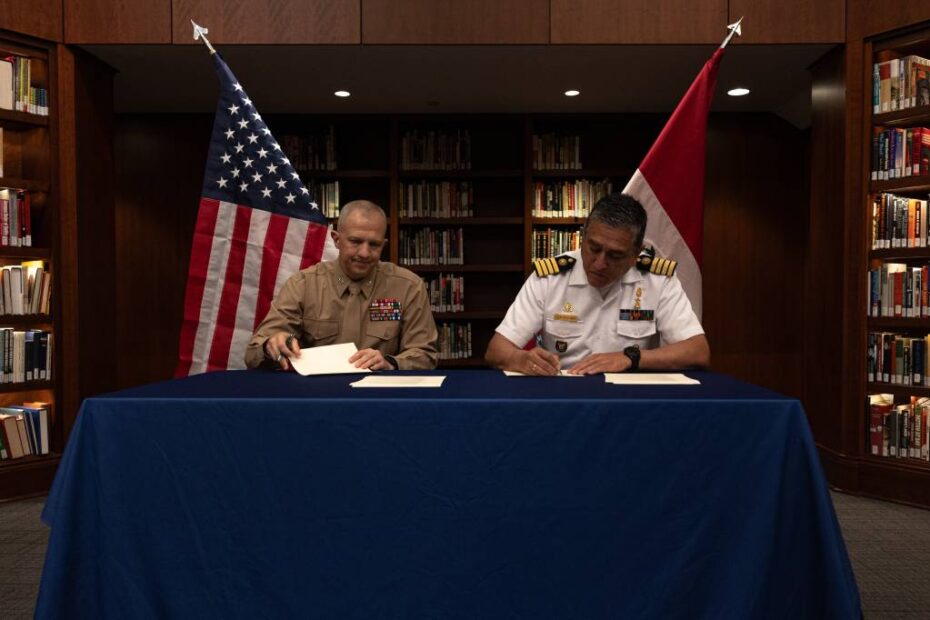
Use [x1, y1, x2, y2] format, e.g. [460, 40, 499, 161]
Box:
[385, 355, 399, 370]
[623, 345, 641, 372]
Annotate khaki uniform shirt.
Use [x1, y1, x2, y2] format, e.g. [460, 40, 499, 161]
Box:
[495, 249, 703, 368]
[245, 261, 438, 370]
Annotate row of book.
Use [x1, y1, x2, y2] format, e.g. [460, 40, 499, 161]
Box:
[279, 127, 337, 171]
[401, 130, 472, 170]
[532, 179, 612, 218]
[399, 181, 474, 218]
[0, 189, 34, 248]
[870, 126, 930, 180]
[867, 394, 929, 461]
[870, 193, 929, 249]
[532, 133, 581, 170]
[398, 227, 464, 265]
[532, 227, 582, 260]
[868, 263, 928, 317]
[0, 55, 48, 116]
[313, 181, 340, 218]
[437, 321, 473, 360]
[873, 55, 930, 114]
[0, 402, 50, 459]
[867, 332, 928, 385]
[424, 273, 464, 313]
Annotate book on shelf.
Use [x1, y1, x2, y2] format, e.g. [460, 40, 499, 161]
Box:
[279, 126, 336, 172]
[437, 321, 472, 360]
[871, 194, 929, 249]
[867, 393, 930, 461]
[0, 189, 34, 248]
[398, 227, 464, 265]
[870, 128, 930, 180]
[532, 133, 581, 170]
[0, 413, 24, 459]
[874, 55, 930, 113]
[532, 179, 612, 218]
[425, 273, 465, 312]
[532, 227, 582, 260]
[400, 181, 473, 218]
[400, 130, 471, 170]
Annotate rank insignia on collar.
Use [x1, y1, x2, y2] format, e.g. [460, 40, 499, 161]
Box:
[534, 254, 576, 278]
[636, 246, 677, 277]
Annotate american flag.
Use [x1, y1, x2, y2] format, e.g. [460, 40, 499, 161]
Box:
[175, 52, 336, 376]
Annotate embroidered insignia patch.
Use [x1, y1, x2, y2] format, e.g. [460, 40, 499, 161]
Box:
[369, 298, 402, 321]
[555, 340, 568, 353]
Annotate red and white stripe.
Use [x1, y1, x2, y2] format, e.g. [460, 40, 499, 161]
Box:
[622, 47, 724, 320]
[176, 198, 335, 376]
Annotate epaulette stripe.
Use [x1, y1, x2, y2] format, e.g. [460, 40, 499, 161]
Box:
[534, 259, 550, 277]
[542, 259, 553, 276]
[667, 261, 678, 276]
[533, 260, 544, 277]
[547, 257, 558, 274]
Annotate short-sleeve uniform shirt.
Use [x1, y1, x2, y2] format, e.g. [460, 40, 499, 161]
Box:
[495, 250, 704, 368]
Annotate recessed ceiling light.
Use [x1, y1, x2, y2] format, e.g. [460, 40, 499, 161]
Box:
[334, 90, 351, 98]
[564, 89, 581, 97]
[727, 87, 750, 97]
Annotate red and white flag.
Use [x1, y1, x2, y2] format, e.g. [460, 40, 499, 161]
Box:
[175, 52, 336, 377]
[622, 46, 727, 319]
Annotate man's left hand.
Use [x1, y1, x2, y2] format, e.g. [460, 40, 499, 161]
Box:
[349, 348, 394, 370]
[567, 352, 632, 375]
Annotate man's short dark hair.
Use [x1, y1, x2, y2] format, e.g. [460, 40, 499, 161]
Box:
[586, 193, 647, 247]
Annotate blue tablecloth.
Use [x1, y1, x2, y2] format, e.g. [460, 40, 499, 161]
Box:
[36, 370, 861, 619]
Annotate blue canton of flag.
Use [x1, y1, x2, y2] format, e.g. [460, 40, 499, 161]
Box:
[202, 54, 324, 221]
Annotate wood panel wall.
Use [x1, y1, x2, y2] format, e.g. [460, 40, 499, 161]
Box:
[702, 114, 807, 399]
[848, 0, 930, 40]
[0, 0, 62, 42]
[172, 0, 360, 44]
[728, 0, 844, 43]
[550, 0, 725, 44]
[114, 115, 211, 388]
[804, 47, 849, 455]
[112, 113, 809, 402]
[362, 0, 549, 44]
[64, 0, 170, 43]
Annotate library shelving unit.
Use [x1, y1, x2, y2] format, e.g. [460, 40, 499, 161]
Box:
[0, 32, 59, 500]
[861, 25, 930, 505]
[395, 117, 525, 366]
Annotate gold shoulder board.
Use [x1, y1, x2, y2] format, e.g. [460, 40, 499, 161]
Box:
[533, 254, 576, 277]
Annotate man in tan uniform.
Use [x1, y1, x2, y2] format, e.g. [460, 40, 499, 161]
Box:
[245, 200, 438, 370]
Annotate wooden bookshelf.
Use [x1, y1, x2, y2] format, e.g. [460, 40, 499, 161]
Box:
[0, 32, 59, 500]
[859, 26, 930, 504]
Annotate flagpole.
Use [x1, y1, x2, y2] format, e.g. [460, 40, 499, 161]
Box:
[720, 17, 743, 49]
[191, 19, 217, 55]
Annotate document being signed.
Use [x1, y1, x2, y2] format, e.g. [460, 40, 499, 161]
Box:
[289, 342, 372, 376]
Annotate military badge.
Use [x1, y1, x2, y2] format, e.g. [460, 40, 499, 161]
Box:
[555, 340, 568, 353]
[369, 298, 402, 321]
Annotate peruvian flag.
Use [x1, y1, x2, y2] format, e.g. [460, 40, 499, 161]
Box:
[622, 46, 725, 319]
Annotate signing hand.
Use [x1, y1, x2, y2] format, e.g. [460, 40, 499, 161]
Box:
[265, 332, 301, 370]
[349, 348, 394, 371]
[567, 352, 631, 375]
[523, 347, 561, 376]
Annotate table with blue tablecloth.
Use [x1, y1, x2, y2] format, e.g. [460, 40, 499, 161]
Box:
[35, 370, 860, 619]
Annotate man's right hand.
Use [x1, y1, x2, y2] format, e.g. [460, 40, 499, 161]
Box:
[264, 332, 301, 370]
[524, 347, 561, 376]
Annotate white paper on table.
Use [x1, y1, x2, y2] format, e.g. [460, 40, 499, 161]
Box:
[503, 370, 583, 377]
[289, 342, 372, 376]
[350, 376, 446, 388]
[603, 373, 700, 385]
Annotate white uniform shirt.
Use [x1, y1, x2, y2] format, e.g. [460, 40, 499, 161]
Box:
[495, 250, 704, 368]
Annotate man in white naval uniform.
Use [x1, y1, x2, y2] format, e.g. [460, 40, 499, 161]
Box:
[485, 193, 711, 375]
